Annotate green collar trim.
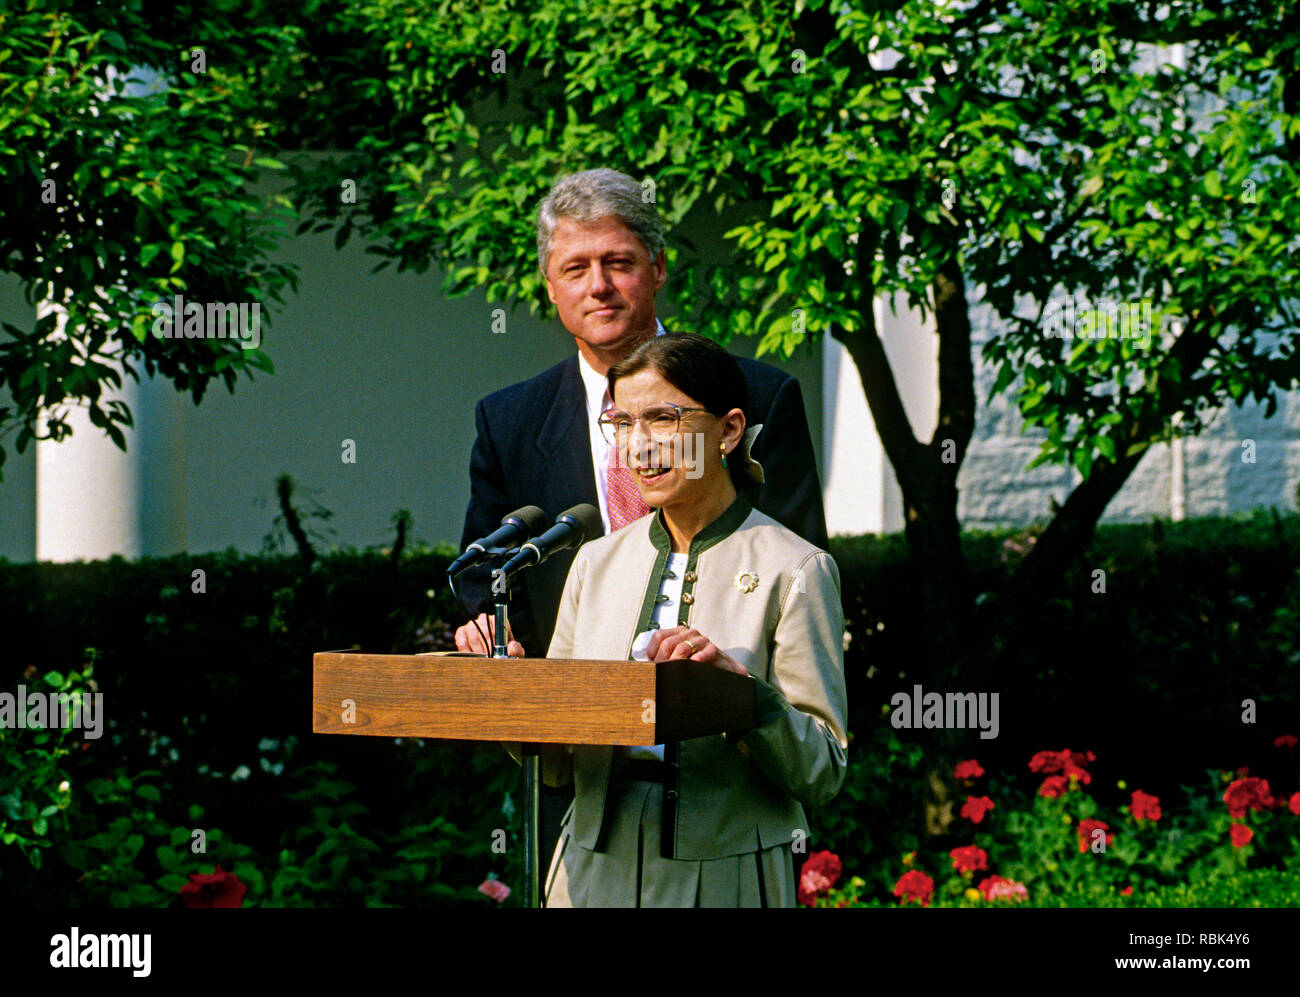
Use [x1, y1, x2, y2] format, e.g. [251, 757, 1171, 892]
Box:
[647, 492, 753, 558]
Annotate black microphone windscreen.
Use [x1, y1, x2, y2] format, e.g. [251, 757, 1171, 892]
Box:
[558, 503, 604, 543]
[506, 505, 549, 537]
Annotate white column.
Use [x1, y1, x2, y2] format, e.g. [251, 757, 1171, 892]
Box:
[35, 299, 144, 561]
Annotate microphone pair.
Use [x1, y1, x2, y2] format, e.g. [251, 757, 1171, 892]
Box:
[449, 503, 603, 581]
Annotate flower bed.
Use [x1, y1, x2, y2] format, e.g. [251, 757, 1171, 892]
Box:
[800, 739, 1300, 908]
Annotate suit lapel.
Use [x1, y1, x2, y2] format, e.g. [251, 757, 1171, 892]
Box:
[535, 354, 600, 513]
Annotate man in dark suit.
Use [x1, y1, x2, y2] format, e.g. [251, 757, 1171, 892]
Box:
[451, 168, 828, 869]
[454, 168, 828, 658]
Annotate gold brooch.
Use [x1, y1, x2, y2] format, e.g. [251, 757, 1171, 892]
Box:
[734, 570, 759, 593]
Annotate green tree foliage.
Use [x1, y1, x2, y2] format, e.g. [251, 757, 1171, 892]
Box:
[0, 1, 300, 473]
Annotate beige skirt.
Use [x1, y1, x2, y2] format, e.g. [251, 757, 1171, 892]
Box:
[543, 777, 796, 908]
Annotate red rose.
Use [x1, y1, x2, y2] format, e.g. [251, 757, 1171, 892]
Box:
[797, 850, 842, 907]
[1120, 885, 1134, 896]
[1290, 793, 1300, 817]
[1130, 789, 1162, 821]
[1039, 775, 1069, 798]
[1077, 819, 1113, 853]
[179, 864, 246, 908]
[953, 759, 984, 781]
[949, 845, 989, 873]
[1274, 735, 1298, 749]
[1223, 777, 1275, 818]
[893, 869, 934, 907]
[478, 878, 511, 902]
[960, 795, 995, 823]
[1230, 824, 1253, 848]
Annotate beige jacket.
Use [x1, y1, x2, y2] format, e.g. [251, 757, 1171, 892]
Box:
[539, 493, 849, 861]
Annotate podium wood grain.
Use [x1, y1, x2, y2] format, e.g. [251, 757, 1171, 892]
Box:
[312, 652, 756, 744]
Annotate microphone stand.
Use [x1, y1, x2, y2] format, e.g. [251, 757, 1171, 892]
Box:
[491, 565, 543, 909]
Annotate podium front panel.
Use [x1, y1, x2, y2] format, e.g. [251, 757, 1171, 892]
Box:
[313, 652, 756, 744]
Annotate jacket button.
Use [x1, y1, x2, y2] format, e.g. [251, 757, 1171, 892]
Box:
[684, 571, 697, 582]
[681, 592, 694, 604]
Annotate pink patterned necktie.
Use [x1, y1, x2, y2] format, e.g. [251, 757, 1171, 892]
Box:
[603, 392, 652, 531]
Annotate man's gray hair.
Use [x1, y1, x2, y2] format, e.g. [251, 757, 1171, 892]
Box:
[536, 168, 666, 275]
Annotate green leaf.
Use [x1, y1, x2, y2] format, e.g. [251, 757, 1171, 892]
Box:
[1073, 446, 1093, 478]
[1078, 175, 1104, 199]
[157, 873, 189, 893]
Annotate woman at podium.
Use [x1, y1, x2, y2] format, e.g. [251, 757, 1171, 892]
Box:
[535, 331, 848, 907]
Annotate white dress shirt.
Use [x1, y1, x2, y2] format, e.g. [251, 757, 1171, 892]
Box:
[622, 550, 688, 761]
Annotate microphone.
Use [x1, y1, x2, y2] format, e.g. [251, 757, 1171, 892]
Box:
[448, 505, 549, 577]
[497, 504, 603, 579]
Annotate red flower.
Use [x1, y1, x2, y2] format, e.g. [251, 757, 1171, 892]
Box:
[953, 759, 985, 781]
[1290, 793, 1300, 817]
[1077, 819, 1113, 853]
[1274, 735, 1298, 749]
[1230, 824, 1253, 848]
[1120, 885, 1134, 896]
[977, 875, 1028, 902]
[797, 850, 842, 907]
[1029, 749, 1096, 789]
[949, 845, 988, 873]
[1029, 748, 1095, 775]
[1223, 777, 1275, 818]
[1062, 754, 1093, 785]
[960, 795, 995, 823]
[1130, 789, 1162, 821]
[893, 869, 935, 907]
[478, 878, 511, 902]
[1028, 750, 1060, 773]
[1039, 775, 1069, 798]
[179, 865, 246, 908]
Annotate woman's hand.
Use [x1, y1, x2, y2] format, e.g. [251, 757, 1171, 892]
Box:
[454, 613, 525, 657]
[644, 626, 749, 676]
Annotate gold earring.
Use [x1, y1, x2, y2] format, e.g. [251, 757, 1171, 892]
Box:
[720, 442, 728, 469]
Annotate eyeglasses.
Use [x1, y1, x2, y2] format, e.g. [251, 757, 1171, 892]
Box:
[598, 403, 709, 448]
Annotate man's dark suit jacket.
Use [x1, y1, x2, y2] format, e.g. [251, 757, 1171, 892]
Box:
[458, 352, 828, 657]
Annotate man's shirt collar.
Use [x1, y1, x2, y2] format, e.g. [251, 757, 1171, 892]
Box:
[576, 318, 667, 412]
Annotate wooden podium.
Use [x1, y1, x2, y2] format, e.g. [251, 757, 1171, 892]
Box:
[312, 650, 757, 905]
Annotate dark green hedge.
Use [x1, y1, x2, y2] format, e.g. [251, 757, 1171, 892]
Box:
[2, 511, 1298, 905]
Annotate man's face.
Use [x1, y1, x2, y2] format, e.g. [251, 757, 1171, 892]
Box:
[543, 215, 666, 372]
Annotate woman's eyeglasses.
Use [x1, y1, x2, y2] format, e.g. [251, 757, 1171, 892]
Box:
[598, 403, 709, 448]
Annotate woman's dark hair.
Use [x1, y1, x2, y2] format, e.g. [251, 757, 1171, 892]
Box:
[607, 332, 749, 420]
[607, 332, 750, 484]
